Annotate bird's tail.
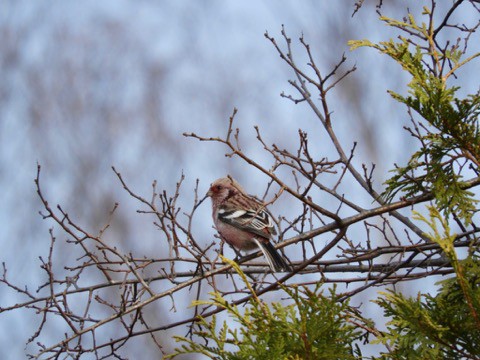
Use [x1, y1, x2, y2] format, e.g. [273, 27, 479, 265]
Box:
[254, 239, 291, 272]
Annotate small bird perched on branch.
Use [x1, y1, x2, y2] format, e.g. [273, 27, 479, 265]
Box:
[207, 176, 291, 272]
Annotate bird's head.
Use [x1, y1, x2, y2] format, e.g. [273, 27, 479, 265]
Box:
[207, 176, 244, 201]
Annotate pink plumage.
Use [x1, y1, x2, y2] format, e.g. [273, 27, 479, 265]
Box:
[207, 177, 291, 272]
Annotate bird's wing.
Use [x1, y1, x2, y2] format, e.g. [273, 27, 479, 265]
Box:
[217, 207, 277, 239]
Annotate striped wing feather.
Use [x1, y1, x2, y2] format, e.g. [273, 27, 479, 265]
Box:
[218, 208, 277, 238]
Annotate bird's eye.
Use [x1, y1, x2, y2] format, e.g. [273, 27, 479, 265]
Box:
[216, 185, 223, 191]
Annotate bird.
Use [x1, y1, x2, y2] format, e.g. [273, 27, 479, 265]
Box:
[207, 176, 291, 272]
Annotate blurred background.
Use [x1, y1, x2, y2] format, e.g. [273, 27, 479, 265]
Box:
[1, 1, 478, 358]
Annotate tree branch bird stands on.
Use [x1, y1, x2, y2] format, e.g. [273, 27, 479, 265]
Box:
[207, 176, 291, 272]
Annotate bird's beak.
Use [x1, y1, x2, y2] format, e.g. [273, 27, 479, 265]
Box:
[206, 183, 214, 197]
